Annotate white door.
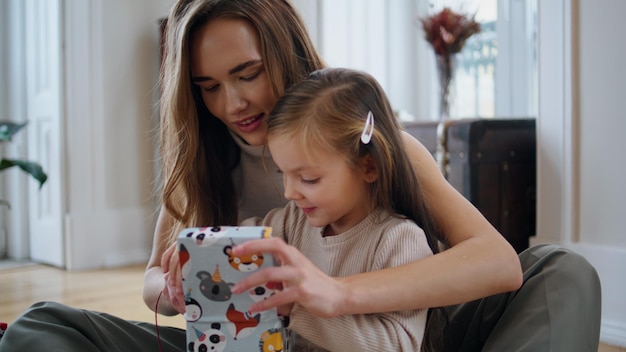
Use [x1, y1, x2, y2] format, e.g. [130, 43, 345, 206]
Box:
[25, 0, 65, 267]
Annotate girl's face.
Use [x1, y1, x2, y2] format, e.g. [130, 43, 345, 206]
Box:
[190, 18, 277, 146]
[268, 134, 376, 236]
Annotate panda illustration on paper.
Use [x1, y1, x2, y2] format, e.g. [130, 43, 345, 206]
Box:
[183, 226, 228, 247]
[249, 282, 277, 303]
[188, 323, 227, 352]
[184, 297, 202, 322]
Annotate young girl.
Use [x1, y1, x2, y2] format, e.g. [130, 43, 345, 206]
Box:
[254, 67, 444, 351]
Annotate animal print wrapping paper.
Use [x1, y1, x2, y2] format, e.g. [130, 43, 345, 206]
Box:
[177, 226, 291, 352]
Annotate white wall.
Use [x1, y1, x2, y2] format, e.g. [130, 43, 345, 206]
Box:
[574, 1, 626, 345]
[577, 1, 626, 249]
[535, 0, 626, 346]
[61, 0, 174, 269]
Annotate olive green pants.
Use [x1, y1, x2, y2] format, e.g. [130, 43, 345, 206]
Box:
[443, 244, 601, 352]
[0, 244, 601, 352]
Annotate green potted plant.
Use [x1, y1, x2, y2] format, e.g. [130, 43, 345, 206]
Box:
[0, 121, 48, 208]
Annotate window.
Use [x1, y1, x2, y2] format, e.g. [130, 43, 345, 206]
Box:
[296, 0, 537, 120]
[449, 0, 498, 118]
[433, 0, 538, 118]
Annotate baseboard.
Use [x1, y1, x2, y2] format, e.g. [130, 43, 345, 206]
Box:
[601, 319, 626, 348]
[64, 207, 156, 271]
[104, 248, 151, 268]
[553, 242, 626, 347]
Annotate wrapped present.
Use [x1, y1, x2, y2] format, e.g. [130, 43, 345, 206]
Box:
[177, 226, 291, 352]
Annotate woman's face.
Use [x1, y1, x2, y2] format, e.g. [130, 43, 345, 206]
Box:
[190, 18, 277, 146]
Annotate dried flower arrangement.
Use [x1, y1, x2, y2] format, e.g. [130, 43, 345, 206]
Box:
[419, 7, 481, 119]
[420, 7, 481, 57]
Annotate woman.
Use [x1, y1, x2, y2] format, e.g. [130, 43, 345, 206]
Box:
[153, 0, 520, 318]
[0, 0, 600, 351]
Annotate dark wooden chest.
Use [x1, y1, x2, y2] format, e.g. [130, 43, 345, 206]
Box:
[403, 118, 536, 253]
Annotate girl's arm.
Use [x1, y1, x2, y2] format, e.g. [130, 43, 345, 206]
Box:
[232, 134, 522, 316]
[143, 207, 184, 316]
[286, 222, 432, 351]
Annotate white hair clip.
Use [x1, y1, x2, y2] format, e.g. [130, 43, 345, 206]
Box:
[360, 111, 375, 144]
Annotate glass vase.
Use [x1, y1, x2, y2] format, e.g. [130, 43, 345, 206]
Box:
[436, 54, 456, 121]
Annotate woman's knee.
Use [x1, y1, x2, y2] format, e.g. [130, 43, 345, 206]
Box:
[521, 243, 601, 301]
[15, 301, 81, 325]
[521, 244, 597, 275]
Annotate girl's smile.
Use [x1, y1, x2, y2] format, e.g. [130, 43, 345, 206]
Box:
[299, 206, 317, 215]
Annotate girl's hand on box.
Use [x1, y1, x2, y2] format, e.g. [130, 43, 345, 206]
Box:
[231, 237, 346, 318]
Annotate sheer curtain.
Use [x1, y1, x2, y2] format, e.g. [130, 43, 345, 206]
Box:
[294, 0, 538, 120]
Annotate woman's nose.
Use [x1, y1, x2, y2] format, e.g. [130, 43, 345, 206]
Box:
[224, 85, 247, 115]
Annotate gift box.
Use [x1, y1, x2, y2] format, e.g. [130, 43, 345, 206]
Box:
[177, 226, 291, 352]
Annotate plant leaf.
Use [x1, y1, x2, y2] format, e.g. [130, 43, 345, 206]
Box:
[0, 158, 48, 188]
[0, 199, 11, 209]
[0, 121, 28, 142]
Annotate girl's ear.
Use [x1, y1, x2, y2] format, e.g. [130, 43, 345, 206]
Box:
[360, 154, 378, 183]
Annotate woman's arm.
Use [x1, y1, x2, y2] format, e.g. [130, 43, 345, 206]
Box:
[337, 132, 523, 313]
[143, 206, 183, 316]
[287, 221, 432, 351]
[232, 134, 522, 316]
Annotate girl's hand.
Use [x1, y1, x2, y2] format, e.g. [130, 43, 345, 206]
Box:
[231, 237, 347, 318]
[161, 242, 186, 314]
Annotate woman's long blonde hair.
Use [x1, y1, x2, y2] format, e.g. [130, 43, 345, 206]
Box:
[158, 0, 324, 244]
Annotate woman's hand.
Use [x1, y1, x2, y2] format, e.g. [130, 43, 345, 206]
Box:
[161, 242, 186, 314]
[231, 237, 347, 318]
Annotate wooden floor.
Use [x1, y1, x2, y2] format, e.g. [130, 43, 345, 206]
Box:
[0, 263, 623, 351]
[0, 262, 185, 330]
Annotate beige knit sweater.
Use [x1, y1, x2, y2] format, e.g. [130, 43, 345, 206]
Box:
[260, 202, 433, 352]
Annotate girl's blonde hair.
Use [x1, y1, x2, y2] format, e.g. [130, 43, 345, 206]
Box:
[159, 0, 324, 244]
[267, 68, 442, 252]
